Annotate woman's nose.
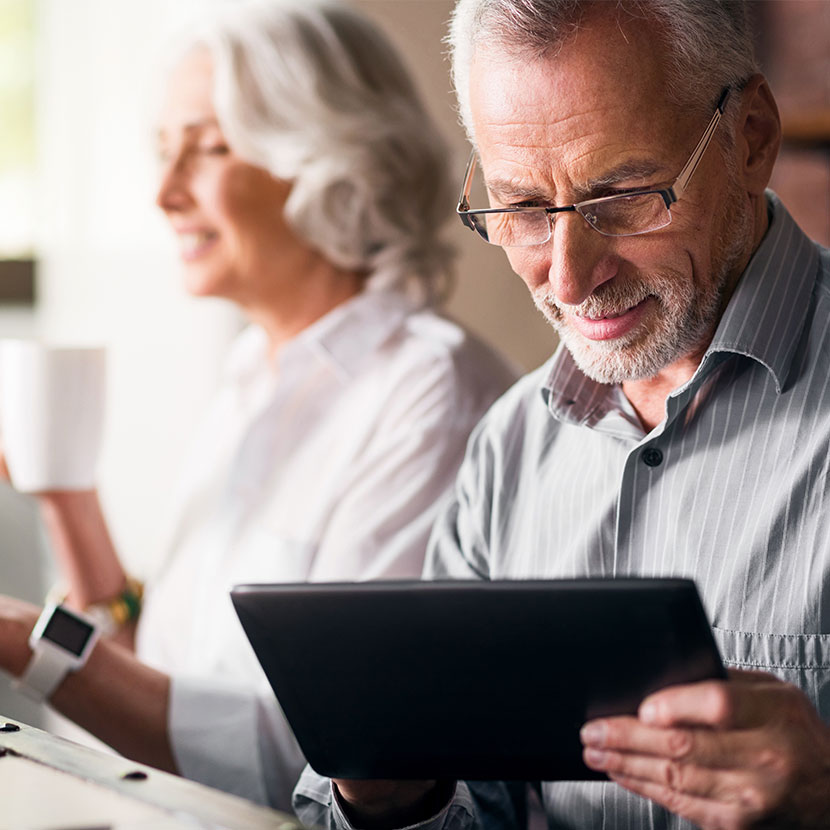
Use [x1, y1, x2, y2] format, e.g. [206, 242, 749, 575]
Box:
[155, 153, 192, 213]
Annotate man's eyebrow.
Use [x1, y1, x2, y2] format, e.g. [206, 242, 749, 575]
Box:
[484, 178, 550, 202]
[579, 160, 667, 194]
[483, 159, 670, 204]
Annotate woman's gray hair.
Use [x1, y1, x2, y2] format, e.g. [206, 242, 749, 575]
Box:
[174, 0, 455, 302]
[449, 0, 760, 144]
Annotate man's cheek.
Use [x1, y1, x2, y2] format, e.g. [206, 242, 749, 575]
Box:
[507, 251, 550, 293]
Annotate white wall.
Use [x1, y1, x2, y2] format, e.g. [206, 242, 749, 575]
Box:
[0, 482, 48, 725]
[31, 0, 244, 578]
[0, 0, 241, 725]
[355, 0, 557, 369]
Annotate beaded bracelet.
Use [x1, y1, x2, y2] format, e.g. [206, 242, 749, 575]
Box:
[103, 577, 144, 628]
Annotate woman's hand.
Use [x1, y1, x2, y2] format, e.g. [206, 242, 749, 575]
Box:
[36, 490, 129, 614]
[0, 444, 11, 484]
[0, 594, 175, 773]
[0, 595, 38, 677]
[0, 478, 132, 648]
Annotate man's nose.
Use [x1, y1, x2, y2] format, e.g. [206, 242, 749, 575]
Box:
[546, 213, 617, 306]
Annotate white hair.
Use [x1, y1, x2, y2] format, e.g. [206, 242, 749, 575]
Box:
[449, 0, 760, 145]
[172, 0, 455, 303]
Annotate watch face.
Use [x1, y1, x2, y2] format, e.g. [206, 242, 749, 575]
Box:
[42, 607, 95, 656]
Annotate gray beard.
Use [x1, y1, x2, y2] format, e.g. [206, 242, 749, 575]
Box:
[534, 196, 752, 385]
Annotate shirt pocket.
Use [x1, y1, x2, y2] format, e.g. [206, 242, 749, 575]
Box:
[712, 626, 830, 723]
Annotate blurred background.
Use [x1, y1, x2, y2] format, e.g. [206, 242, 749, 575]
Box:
[0, 0, 828, 729]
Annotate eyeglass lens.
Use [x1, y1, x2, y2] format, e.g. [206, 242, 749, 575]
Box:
[473, 191, 671, 247]
[579, 193, 671, 237]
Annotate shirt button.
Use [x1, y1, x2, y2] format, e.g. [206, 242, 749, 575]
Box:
[641, 447, 663, 467]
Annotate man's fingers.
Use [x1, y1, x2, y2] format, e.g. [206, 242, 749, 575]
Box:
[581, 717, 769, 770]
[636, 674, 788, 729]
[609, 773, 766, 829]
[581, 717, 700, 760]
[580, 675, 830, 825]
[638, 680, 740, 728]
[333, 779, 436, 809]
[584, 742, 784, 803]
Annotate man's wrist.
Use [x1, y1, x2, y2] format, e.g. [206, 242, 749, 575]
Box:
[333, 780, 455, 830]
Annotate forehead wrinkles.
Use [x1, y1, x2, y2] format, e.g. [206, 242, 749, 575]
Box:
[468, 10, 680, 174]
[480, 119, 641, 200]
[473, 72, 689, 202]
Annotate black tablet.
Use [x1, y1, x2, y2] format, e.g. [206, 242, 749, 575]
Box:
[231, 578, 724, 781]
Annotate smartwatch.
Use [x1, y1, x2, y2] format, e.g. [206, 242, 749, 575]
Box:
[13, 603, 100, 702]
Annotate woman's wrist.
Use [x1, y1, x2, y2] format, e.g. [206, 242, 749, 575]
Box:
[47, 576, 143, 636]
[36, 489, 127, 608]
[37, 488, 99, 512]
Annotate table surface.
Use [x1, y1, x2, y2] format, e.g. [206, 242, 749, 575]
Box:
[0, 716, 307, 830]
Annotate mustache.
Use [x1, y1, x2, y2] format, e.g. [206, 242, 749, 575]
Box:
[542, 279, 653, 320]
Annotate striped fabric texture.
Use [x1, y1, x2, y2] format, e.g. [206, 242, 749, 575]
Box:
[423, 193, 830, 829]
[293, 193, 830, 829]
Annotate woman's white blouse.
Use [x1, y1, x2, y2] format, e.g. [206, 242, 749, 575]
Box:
[135, 288, 516, 808]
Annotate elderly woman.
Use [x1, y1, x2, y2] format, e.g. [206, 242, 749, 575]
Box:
[0, 0, 515, 809]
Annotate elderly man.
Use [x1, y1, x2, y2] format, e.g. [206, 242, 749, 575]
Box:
[293, 1, 830, 828]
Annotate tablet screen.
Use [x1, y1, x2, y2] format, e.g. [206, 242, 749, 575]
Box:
[232, 578, 724, 781]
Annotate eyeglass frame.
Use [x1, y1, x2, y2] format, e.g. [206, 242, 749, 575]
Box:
[456, 87, 732, 246]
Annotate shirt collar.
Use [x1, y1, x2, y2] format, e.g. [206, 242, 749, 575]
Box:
[705, 191, 818, 394]
[224, 288, 419, 387]
[543, 192, 820, 423]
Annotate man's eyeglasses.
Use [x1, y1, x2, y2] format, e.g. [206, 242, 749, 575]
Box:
[456, 88, 731, 248]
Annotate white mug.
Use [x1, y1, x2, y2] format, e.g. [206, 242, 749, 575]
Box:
[0, 340, 107, 493]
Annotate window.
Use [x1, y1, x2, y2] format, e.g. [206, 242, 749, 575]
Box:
[0, 0, 36, 302]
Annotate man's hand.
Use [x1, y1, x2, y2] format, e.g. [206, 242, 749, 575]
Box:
[333, 779, 445, 830]
[581, 670, 830, 828]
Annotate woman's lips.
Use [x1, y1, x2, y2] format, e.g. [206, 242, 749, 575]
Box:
[177, 230, 218, 262]
[567, 297, 652, 341]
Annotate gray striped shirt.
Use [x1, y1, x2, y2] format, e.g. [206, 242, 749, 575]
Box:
[293, 193, 830, 830]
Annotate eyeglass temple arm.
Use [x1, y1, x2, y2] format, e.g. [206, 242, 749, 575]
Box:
[457, 150, 477, 213]
[670, 88, 730, 202]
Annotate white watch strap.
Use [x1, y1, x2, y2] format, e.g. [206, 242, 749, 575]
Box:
[13, 644, 71, 702]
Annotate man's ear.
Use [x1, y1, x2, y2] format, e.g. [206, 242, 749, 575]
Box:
[734, 74, 781, 196]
